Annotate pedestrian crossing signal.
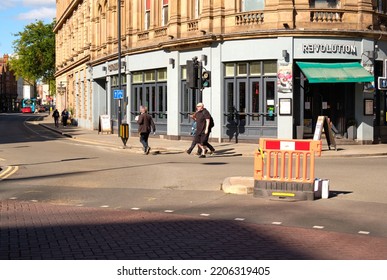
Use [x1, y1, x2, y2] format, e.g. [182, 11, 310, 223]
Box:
[202, 71, 211, 88]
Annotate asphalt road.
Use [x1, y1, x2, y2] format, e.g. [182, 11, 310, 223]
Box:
[1, 113, 387, 239]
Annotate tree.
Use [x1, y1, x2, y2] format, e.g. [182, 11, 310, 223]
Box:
[9, 20, 56, 96]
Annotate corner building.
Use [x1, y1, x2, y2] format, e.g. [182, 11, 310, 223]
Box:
[55, 0, 387, 143]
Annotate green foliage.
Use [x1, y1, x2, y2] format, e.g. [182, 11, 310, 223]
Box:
[9, 20, 56, 88]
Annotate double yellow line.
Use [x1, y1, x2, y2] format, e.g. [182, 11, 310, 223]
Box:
[0, 166, 19, 181]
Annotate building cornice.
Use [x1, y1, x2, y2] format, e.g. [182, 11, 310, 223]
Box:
[54, 0, 83, 33]
[55, 55, 90, 78]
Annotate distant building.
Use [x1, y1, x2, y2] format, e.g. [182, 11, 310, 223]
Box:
[0, 54, 18, 112]
[55, 0, 387, 143]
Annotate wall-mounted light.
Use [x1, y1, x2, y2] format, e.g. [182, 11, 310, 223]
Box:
[168, 35, 174, 39]
[200, 30, 206, 35]
[201, 54, 207, 66]
[282, 50, 289, 62]
[169, 58, 175, 68]
[102, 66, 107, 72]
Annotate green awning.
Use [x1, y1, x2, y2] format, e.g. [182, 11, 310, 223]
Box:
[296, 62, 374, 83]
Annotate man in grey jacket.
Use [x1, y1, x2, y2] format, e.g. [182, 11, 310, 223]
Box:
[136, 105, 156, 155]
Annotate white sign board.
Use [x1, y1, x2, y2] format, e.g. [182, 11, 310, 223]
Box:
[99, 115, 111, 134]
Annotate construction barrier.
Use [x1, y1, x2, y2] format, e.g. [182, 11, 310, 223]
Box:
[254, 138, 322, 201]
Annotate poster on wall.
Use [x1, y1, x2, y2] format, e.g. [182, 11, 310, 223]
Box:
[304, 119, 313, 134]
[277, 63, 293, 93]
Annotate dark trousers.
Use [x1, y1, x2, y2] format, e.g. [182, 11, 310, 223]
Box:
[205, 141, 215, 152]
[139, 132, 150, 152]
[54, 118, 59, 128]
[187, 139, 202, 154]
[62, 117, 68, 126]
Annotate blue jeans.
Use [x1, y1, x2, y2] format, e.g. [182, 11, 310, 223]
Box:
[139, 132, 150, 152]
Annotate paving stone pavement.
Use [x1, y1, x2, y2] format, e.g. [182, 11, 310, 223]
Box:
[1, 200, 386, 260]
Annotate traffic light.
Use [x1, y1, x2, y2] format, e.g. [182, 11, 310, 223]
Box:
[202, 71, 211, 88]
[378, 77, 387, 90]
[186, 58, 199, 89]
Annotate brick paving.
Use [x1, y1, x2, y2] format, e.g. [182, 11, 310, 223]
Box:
[1, 200, 386, 260]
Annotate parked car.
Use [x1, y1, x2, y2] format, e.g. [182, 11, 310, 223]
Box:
[37, 106, 46, 112]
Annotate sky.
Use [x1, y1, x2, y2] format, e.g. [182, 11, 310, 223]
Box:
[0, 0, 56, 56]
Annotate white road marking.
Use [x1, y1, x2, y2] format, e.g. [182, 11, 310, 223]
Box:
[164, 210, 174, 213]
[9, 197, 18, 200]
[272, 222, 283, 225]
[358, 231, 370, 235]
[0, 166, 12, 178]
[100, 205, 109, 208]
[200, 213, 210, 217]
[76, 204, 84, 207]
[234, 218, 245, 221]
[313, 225, 325, 229]
[0, 166, 19, 180]
[131, 207, 141, 211]
[30, 200, 38, 203]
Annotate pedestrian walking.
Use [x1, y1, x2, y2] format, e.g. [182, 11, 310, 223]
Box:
[136, 105, 156, 155]
[61, 108, 69, 127]
[52, 109, 60, 128]
[194, 103, 215, 158]
[186, 112, 202, 155]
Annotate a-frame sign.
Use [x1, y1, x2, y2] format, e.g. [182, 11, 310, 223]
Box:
[313, 116, 337, 151]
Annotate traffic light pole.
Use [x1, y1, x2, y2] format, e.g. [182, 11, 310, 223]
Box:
[117, 0, 122, 137]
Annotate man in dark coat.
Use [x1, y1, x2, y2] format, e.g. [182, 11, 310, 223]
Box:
[194, 103, 215, 158]
[136, 105, 156, 155]
[52, 109, 60, 128]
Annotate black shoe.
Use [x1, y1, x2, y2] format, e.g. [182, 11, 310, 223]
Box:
[198, 154, 206, 158]
[146, 147, 151, 155]
[208, 150, 215, 155]
[186, 149, 192, 155]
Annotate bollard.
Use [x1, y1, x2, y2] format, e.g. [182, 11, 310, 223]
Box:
[119, 123, 129, 147]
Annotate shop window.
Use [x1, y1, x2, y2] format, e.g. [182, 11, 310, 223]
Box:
[161, 0, 169, 26]
[144, 70, 156, 82]
[237, 63, 248, 76]
[111, 75, 127, 87]
[263, 61, 277, 75]
[250, 62, 261, 76]
[241, 0, 265, 12]
[225, 63, 235, 77]
[181, 66, 187, 80]
[132, 72, 143, 84]
[157, 69, 167, 81]
[309, 0, 341, 8]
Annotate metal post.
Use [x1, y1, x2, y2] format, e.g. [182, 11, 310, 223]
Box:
[117, 0, 122, 136]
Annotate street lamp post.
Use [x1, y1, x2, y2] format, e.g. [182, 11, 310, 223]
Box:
[117, 0, 122, 136]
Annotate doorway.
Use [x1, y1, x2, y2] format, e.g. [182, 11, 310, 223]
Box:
[303, 82, 355, 137]
[224, 77, 277, 141]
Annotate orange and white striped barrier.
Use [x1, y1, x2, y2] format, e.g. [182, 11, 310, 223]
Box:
[254, 138, 322, 200]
